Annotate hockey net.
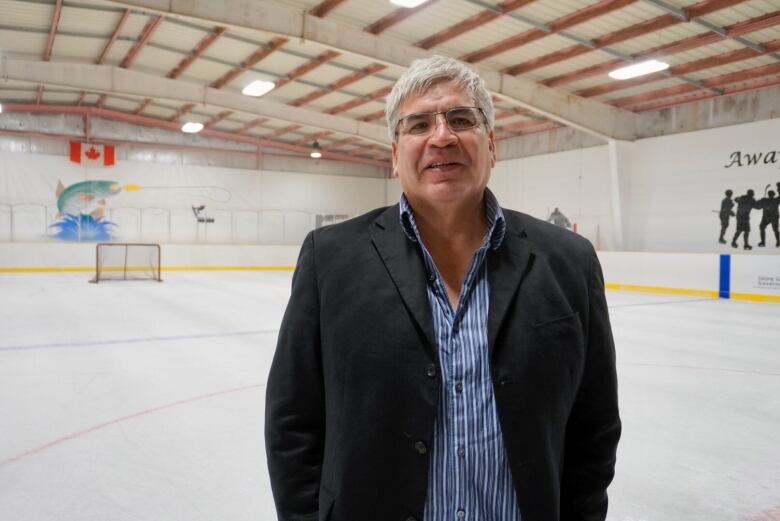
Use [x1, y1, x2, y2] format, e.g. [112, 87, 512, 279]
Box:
[91, 243, 162, 283]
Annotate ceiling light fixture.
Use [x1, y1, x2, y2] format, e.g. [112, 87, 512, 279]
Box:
[242, 80, 275, 97]
[310, 140, 322, 159]
[181, 121, 204, 134]
[609, 59, 670, 80]
[390, 0, 429, 7]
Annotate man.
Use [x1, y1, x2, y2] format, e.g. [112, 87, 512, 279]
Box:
[718, 189, 735, 244]
[756, 190, 780, 247]
[547, 207, 572, 229]
[732, 189, 757, 250]
[266, 56, 621, 521]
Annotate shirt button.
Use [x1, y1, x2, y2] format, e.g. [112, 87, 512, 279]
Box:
[456, 509, 466, 518]
[428, 273, 436, 283]
[457, 446, 465, 457]
[414, 441, 427, 454]
[455, 382, 463, 393]
[426, 364, 436, 378]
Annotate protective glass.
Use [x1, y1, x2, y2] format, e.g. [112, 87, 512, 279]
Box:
[396, 107, 486, 137]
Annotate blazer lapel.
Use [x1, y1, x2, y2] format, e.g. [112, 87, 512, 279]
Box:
[370, 205, 438, 358]
[487, 217, 534, 358]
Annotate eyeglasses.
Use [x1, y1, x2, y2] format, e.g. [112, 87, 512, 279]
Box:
[395, 107, 486, 138]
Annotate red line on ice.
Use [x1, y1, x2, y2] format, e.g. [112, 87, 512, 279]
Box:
[0, 383, 264, 468]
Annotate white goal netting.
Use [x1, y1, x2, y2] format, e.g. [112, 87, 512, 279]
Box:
[91, 243, 162, 282]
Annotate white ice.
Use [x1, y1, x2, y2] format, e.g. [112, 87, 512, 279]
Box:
[0, 271, 778, 521]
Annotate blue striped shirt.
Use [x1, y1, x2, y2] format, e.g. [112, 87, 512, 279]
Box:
[400, 190, 522, 521]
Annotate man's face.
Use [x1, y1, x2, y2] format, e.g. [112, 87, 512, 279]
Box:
[391, 81, 496, 208]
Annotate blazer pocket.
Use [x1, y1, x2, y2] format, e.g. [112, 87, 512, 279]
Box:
[319, 486, 335, 521]
[531, 311, 579, 328]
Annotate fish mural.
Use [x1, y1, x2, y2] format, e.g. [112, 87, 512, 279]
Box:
[49, 180, 139, 241]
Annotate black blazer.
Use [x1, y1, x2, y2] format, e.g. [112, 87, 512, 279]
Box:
[265, 204, 621, 521]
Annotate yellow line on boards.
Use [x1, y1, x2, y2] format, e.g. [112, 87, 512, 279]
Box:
[0, 266, 296, 273]
[605, 283, 719, 299]
[730, 292, 780, 303]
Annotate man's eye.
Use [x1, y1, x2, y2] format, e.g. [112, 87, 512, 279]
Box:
[407, 120, 430, 134]
[449, 117, 472, 128]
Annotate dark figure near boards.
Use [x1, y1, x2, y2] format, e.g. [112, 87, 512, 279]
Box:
[757, 190, 780, 247]
[732, 189, 757, 250]
[718, 189, 735, 244]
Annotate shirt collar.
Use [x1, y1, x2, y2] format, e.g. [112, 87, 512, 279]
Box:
[399, 188, 506, 250]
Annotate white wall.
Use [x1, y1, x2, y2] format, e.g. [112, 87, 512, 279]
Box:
[487, 117, 780, 254]
[0, 151, 386, 245]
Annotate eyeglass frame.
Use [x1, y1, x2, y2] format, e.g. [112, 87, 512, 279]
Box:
[393, 106, 489, 140]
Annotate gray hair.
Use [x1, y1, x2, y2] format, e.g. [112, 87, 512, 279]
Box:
[385, 55, 495, 141]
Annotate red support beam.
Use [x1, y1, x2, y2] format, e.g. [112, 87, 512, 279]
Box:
[415, 0, 536, 50]
[168, 103, 195, 122]
[309, 0, 347, 18]
[502, 0, 749, 75]
[462, 0, 636, 63]
[495, 106, 531, 119]
[2, 105, 390, 167]
[364, 0, 441, 35]
[203, 110, 233, 129]
[263, 124, 303, 140]
[233, 117, 268, 134]
[168, 26, 227, 79]
[289, 63, 386, 107]
[273, 50, 341, 91]
[322, 136, 361, 151]
[119, 15, 163, 68]
[43, 0, 63, 61]
[95, 94, 108, 108]
[133, 98, 152, 115]
[543, 9, 780, 87]
[496, 121, 560, 139]
[293, 130, 334, 146]
[358, 109, 386, 122]
[574, 47, 761, 98]
[209, 36, 288, 89]
[608, 59, 780, 110]
[325, 85, 392, 115]
[76, 92, 86, 106]
[495, 117, 551, 133]
[36, 85, 45, 105]
[97, 9, 130, 64]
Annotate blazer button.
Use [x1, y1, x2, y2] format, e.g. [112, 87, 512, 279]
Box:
[425, 364, 436, 378]
[414, 441, 427, 454]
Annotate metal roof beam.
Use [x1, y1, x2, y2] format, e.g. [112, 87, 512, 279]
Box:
[105, 0, 638, 141]
[0, 55, 390, 145]
[43, 0, 63, 61]
[0, 104, 389, 167]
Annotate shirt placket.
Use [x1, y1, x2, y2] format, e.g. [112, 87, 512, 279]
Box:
[446, 245, 489, 521]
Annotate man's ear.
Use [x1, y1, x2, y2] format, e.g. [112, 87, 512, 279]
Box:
[488, 130, 496, 167]
[391, 141, 399, 178]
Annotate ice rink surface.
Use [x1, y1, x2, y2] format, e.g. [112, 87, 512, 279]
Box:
[0, 271, 778, 521]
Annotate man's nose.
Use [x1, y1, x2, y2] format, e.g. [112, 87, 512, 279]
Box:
[428, 113, 457, 146]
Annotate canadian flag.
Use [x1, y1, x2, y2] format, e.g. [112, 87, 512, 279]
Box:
[69, 142, 115, 167]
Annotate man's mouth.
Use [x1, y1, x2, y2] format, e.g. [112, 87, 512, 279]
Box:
[426, 161, 461, 170]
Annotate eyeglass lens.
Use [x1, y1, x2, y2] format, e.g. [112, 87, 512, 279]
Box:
[399, 107, 482, 136]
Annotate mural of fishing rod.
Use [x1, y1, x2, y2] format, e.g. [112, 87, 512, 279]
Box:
[49, 180, 232, 241]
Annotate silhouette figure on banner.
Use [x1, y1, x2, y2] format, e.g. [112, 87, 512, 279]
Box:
[732, 189, 758, 250]
[718, 189, 735, 244]
[547, 207, 571, 229]
[757, 184, 780, 248]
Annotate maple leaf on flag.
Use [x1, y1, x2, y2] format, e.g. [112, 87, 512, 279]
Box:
[85, 146, 101, 160]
